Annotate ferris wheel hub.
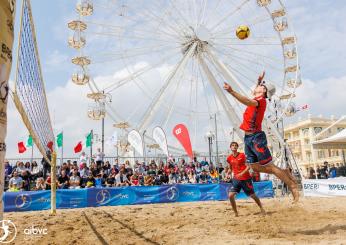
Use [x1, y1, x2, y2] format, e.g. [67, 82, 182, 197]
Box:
[195, 25, 212, 42]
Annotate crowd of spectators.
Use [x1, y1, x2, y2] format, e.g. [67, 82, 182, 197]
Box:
[5, 155, 243, 192]
[306, 161, 346, 179]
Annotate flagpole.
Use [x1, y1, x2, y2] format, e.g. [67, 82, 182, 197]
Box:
[90, 129, 93, 165]
[61, 131, 63, 165]
[31, 144, 33, 164]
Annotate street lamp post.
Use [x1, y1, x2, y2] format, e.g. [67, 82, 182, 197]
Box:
[142, 130, 147, 164]
[205, 131, 214, 165]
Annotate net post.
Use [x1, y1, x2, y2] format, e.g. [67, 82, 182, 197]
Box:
[50, 151, 57, 215]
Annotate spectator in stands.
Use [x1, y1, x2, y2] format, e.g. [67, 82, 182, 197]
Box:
[198, 169, 211, 184]
[79, 163, 89, 187]
[94, 148, 105, 169]
[322, 161, 329, 179]
[180, 170, 189, 184]
[35, 177, 46, 190]
[95, 173, 103, 188]
[106, 171, 116, 187]
[58, 170, 70, 189]
[8, 171, 23, 192]
[31, 161, 41, 180]
[45, 175, 52, 190]
[130, 174, 139, 186]
[24, 162, 31, 171]
[16, 161, 26, 173]
[20, 170, 31, 191]
[85, 173, 95, 188]
[115, 168, 130, 186]
[209, 169, 219, 183]
[221, 166, 232, 183]
[69, 169, 81, 189]
[79, 151, 89, 165]
[4, 160, 13, 179]
[103, 161, 111, 176]
[218, 163, 224, 175]
[316, 166, 322, 179]
[200, 157, 209, 172]
[336, 162, 346, 177]
[144, 175, 153, 186]
[308, 167, 316, 179]
[41, 150, 51, 180]
[187, 169, 197, 184]
[329, 164, 337, 178]
[195, 162, 202, 177]
[168, 168, 179, 184]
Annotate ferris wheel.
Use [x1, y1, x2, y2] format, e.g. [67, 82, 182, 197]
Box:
[67, 0, 301, 157]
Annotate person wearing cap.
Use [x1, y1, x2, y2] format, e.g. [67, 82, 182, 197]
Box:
[223, 71, 299, 203]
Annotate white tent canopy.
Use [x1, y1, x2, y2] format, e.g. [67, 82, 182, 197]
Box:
[312, 129, 346, 149]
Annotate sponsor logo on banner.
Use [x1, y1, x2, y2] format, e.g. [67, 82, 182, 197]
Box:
[153, 126, 169, 157]
[0, 220, 17, 243]
[15, 194, 32, 209]
[128, 130, 144, 156]
[166, 186, 179, 201]
[303, 178, 346, 197]
[24, 225, 48, 241]
[96, 190, 111, 204]
[173, 124, 194, 159]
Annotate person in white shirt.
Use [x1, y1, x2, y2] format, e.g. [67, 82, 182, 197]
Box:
[80, 152, 89, 165]
[94, 148, 105, 168]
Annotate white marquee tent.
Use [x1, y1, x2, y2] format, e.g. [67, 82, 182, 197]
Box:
[312, 128, 346, 149]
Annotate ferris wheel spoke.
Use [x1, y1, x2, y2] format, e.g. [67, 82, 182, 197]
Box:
[136, 3, 187, 41]
[104, 47, 182, 93]
[137, 42, 198, 132]
[91, 44, 181, 63]
[212, 15, 273, 37]
[168, 0, 194, 32]
[222, 45, 283, 63]
[214, 46, 283, 72]
[198, 54, 243, 139]
[210, 0, 250, 30]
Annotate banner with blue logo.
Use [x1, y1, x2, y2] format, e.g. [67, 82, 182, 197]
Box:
[3, 181, 273, 212]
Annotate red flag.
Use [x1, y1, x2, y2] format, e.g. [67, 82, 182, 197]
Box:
[173, 124, 193, 159]
[18, 142, 27, 153]
[47, 141, 54, 152]
[74, 141, 83, 153]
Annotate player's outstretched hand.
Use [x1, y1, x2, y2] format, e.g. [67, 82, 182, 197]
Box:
[223, 82, 233, 93]
[257, 71, 265, 84]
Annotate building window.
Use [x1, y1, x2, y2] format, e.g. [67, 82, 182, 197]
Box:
[314, 127, 323, 134]
[317, 150, 325, 159]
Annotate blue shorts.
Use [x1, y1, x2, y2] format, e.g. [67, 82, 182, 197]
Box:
[244, 131, 272, 165]
[230, 179, 255, 196]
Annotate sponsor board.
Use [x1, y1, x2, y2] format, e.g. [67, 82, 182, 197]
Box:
[302, 178, 346, 197]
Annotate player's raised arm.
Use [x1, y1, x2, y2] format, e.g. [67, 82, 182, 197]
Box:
[223, 82, 258, 107]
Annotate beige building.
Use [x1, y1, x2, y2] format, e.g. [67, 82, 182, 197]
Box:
[284, 115, 346, 176]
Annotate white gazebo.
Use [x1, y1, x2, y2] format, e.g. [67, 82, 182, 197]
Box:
[312, 128, 346, 149]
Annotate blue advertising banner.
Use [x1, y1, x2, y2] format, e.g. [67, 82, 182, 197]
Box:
[3, 181, 274, 212]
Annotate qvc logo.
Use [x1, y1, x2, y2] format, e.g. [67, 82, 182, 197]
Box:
[24, 226, 48, 236]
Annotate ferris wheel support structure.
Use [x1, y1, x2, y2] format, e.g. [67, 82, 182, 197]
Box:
[138, 42, 197, 132]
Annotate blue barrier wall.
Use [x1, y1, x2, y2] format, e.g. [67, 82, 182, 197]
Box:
[3, 181, 273, 212]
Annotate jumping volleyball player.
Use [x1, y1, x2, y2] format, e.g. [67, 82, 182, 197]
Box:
[223, 72, 299, 203]
[227, 141, 265, 216]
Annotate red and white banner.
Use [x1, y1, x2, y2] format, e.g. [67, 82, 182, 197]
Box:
[173, 124, 193, 159]
[153, 126, 169, 157]
[128, 130, 144, 156]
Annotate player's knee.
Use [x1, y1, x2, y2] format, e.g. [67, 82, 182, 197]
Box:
[229, 192, 236, 198]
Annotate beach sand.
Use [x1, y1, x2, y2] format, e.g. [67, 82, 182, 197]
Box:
[4, 196, 346, 245]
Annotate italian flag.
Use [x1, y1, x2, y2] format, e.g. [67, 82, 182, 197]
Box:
[74, 132, 92, 153]
[17, 135, 33, 153]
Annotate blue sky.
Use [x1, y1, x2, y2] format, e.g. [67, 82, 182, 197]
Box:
[6, 0, 346, 158]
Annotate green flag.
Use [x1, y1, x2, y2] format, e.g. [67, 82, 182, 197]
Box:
[56, 132, 63, 148]
[86, 132, 92, 147]
[26, 135, 33, 147]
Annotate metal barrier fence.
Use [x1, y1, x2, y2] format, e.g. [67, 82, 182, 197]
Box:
[5, 155, 229, 167]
